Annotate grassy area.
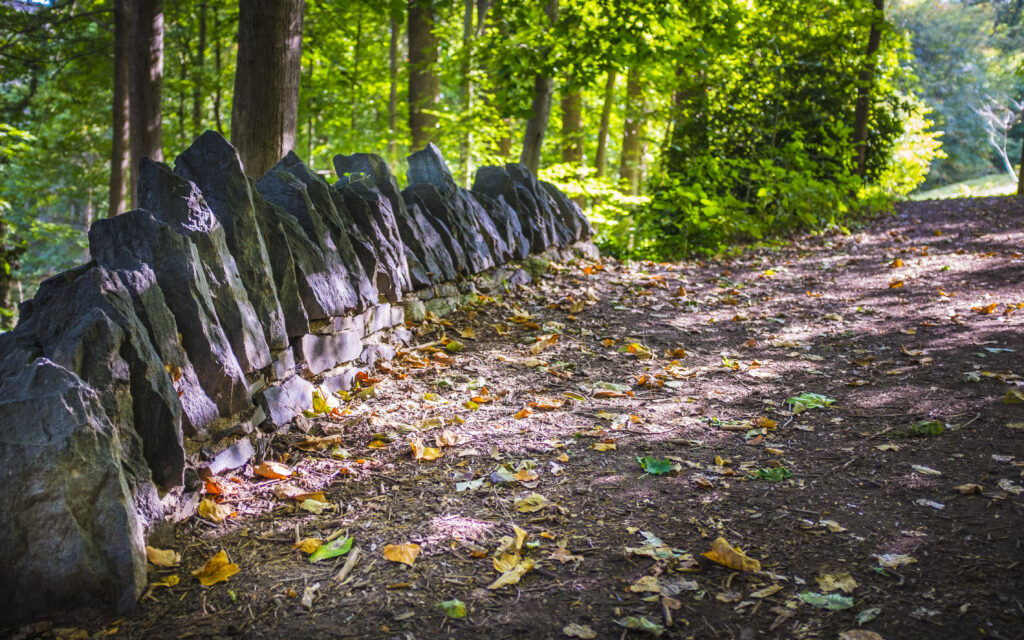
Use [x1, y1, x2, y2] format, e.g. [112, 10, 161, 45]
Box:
[911, 173, 1018, 200]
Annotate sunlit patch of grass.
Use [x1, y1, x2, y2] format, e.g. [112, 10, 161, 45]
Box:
[911, 173, 1018, 200]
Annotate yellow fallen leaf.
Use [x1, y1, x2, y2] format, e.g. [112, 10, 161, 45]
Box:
[753, 416, 777, 429]
[593, 442, 616, 452]
[750, 584, 782, 598]
[514, 493, 552, 512]
[701, 537, 761, 572]
[628, 575, 661, 593]
[191, 550, 239, 586]
[954, 483, 983, 494]
[1007, 422, 1024, 430]
[816, 571, 858, 593]
[255, 460, 292, 479]
[293, 538, 323, 554]
[145, 546, 181, 568]
[1004, 389, 1024, 405]
[557, 452, 569, 462]
[411, 438, 442, 461]
[197, 498, 231, 524]
[458, 327, 477, 339]
[514, 468, 539, 483]
[151, 574, 180, 588]
[487, 557, 535, 589]
[383, 542, 420, 566]
[493, 552, 519, 572]
[513, 525, 528, 550]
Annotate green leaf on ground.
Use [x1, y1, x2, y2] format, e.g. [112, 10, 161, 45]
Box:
[309, 536, 353, 563]
[856, 607, 882, 625]
[750, 467, 793, 482]
[787, 392, 835, 414]
[800, 592, 854, 610]
[614, 616, 665, 636]
[637, 456, 673, 475]
[437, 599, 467, 619]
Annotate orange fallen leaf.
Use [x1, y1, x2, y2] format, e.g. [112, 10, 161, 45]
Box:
[972, 303, 997, 315]
[889, 280, 904, 289]
[255, 460, 292, 480]
[701, 537, 761, 572]
[293, 538, 323, 554]
[514, 408, 532, 419]
[890, 258, 903, 268]
[383, 543, 420, 565]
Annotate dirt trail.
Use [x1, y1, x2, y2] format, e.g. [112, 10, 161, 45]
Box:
[15, 196, 1024, 640]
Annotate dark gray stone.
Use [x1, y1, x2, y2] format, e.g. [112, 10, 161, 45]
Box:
[541, 180, 593, 242]
[204, 436, 256, 475]
[474, 164, 566, 251]
[403, 183, 494, 273]
[256, 153, 376, 314]
[257, 374, 314, 427]
[472, 190, 531, 260]
[506, 163, 572, 248]
[139, 158, 271, 373]
[19, 264, 186, 489]
[334, 152, 455, 288]
[90, 209, 251, 417]
[174, 131, 290, 351]
[249, 187, 316, 331]
[294, 331, 362, 375]
[0, 359, 149, 623]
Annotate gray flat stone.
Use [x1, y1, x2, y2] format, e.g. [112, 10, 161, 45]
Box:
[295, 331, 363, 375]
[258, 374, 314, 427]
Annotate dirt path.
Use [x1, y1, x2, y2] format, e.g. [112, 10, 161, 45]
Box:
[22, 196, 1024, 640]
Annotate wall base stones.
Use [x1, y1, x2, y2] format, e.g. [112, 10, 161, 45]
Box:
[0, 133, 595, 625]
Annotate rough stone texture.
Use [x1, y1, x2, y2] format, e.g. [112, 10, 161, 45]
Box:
[294, 331, 363, 375]
[473, 190, 531, 260]
[0, 360, 149, 624]
[204, 437, 256, 475]
[18, 264, 185, 489]
[139, 158, 271, 373]
[90, 209, 251, 417]
[257, 153, 376, 313]
[506, 163, 573, 248]
[174, 131, 290, 351]
[474, 163, 570, 252]
[258, 374, 314, 427]
[271, 347, 297, 381]
[541, 180, 594, 243]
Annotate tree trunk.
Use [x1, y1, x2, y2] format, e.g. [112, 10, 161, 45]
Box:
[350, 3, 364, 150]
[560, 84, 583, 164]
[408, 0, 439, 150]
[388, 12, 400, 165]
[594, 70, 616, 178]
[619, 66, 644, 195]
[231, 0, 305, 179]
[1018, 135, 1024, 196]
[109, 0, 129, 217]
[213, 4, 224, 135]
[128, 0, 164, 207]
[519, 0, 558, 175]
[853, 0, 884, 179]
[192, 1, 206, 137]
[458, 0, 474, 187]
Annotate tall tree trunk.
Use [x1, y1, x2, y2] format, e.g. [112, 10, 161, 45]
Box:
[388, 12, 400, 165]
[853, 0, 884, 179]
[109, 0, 129, 217]
[213, 4, 224, 134]
[231, 0, 305, 179]
[408, 0, 439, 150]
[619, 66, 644, 195]
[350, 3, 364, 150]
[594, 69, 616, 178]
[192, 1, 206, 137]
[519, 0, 558, 174]
[128, 0, 164, 207]
[458, 0, 474, 187]
[560, 84, 583, 164]
[1018, 137, 1024, 196]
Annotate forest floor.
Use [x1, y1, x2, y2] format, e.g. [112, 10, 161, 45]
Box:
[20, 196, 1024, 640]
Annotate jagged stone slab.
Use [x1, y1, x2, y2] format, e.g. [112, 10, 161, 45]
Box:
[506, 163, 573, 247]
[257, 153, 376, 314]
[0, 359, 149, 624]
[18, 264, 185, 489]
[472, 190, 531, 260]
[541, 180, 594, 242]
[257, 374, 314, 427]
[174, 131, 290, 351]
[90, 209, 251, 417]
[334, 152, 454, 289]
[294, 331, 362, 375]
[474, 164, 562, 252]
[139, 158, 271, 373]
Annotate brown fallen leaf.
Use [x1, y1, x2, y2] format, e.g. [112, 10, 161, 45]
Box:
[383, 542, 420, 566]
[192, 550, 239, 586]
[701, 537, 761, 572]
[954, 483, 983, 495]
[548, 547, 583, 564]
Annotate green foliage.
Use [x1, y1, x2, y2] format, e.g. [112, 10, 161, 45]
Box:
[636, 456, 673, 476]
[749, 467, 793, 482]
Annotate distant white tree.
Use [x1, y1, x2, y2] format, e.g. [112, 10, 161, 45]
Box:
[974, 95, 1024, 180]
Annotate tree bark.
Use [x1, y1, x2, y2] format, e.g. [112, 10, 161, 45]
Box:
[350, 3, 364, 150]
[213, 4, 224, 135]
[458, 0, 474, 187]
[408, 0, 440, 150]
[192, 1, 206, 137]
[109, 0, 129, 217]
[853, 0, 884, 179]
[594, 69, 616, 178]
[128, 0, 164, 207]
[388, 12, 400, 165]
[619, 66, 644, 195]
[519, 0, 558, 175]
[560, 84, 583, 164]
[1018, 135, 1024, 196]
[231, 0, 305, 179]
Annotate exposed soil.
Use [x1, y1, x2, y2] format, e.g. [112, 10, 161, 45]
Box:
[12, 196, 1024, 640]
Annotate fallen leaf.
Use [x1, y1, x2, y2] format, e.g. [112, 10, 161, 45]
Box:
[751, 584, 783, 598]
[437, 599, 467, 619]
[383, 542, 420, 566]
[1004, 389, 1024, 405]
[254, 460, 292, 480]
[593, 442, 616, 452]
[839, 631, 884, 640]
[298, 498, 331, 514]
[197, 498, 231, 524]
[875, 553, 916, 568]
[145, 546, 181, 568]
[613, 616, 665, 636]
[410, 438, 442, 461]
[911, 464, 942, 476]
[701, 537, 761, 572]
[150, 574, 180, 588]
[493, 552, 520, 572]
[816, 572, 858, 594]
[628, 575, 662, 593]
[800, 591, 854, 610]
[191, 550, 239, 586]
[562, 623, 597, 639]
[293, 538, 323, 554]
[549, 547, 583, 564]
[487, 557, 535, 589]
[514, 493, 552, 512]
[954, 483, 983, 495]
[309, 536, 353, 562]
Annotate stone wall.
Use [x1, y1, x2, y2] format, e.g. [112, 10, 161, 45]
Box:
[0, 132, 595, 624]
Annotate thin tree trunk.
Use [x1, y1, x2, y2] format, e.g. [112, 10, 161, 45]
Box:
[177, 46, 187, 140]
[458, 0, 474, 187]
[128, 0, 164, 207]
[853, 0, 884, 179]
[109, 0, 129, 216]
[192, 1, 206, 137]
[1018, 136, 1024, 196]
[231, 0, 305, 179]
[213, 4, 224, 134]
[408, 0, 439, 150]
[595, 69, 616, 178]
[619, 66, 644, 195]
[519, 0, 558, 174]
[350, 3, 363, 149]
[560, 84, 583, 164]
[388, 12, 400, 165]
